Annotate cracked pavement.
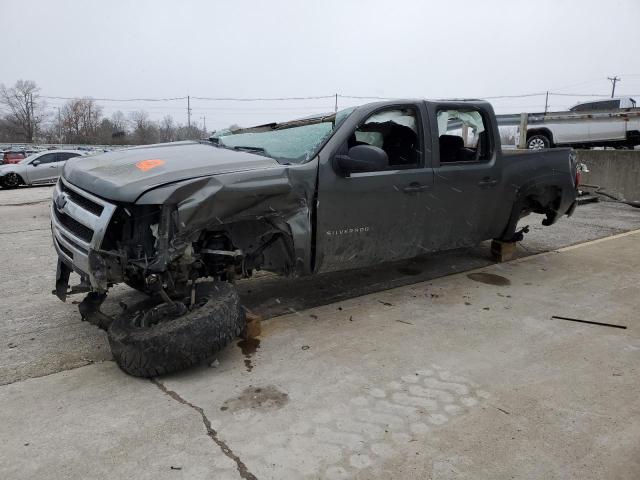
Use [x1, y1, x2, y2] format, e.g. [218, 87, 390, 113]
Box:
[151, 378, 258, 480]
[1, 185, 639, 479]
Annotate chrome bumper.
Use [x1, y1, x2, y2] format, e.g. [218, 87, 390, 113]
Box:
[51, 177, 117, 289]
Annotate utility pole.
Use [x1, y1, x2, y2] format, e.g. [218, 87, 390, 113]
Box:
[201, 115, 206, 133]
[27, 93, 33, 143]
[187, 95, 192, 128]
[334, 93, 338, 114]
[607, 76, 620, 98]
[544, 91, 549, 114]
[57, 107, 62, 144]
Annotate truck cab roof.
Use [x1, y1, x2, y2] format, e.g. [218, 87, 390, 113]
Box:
[569, 97, 636, 112]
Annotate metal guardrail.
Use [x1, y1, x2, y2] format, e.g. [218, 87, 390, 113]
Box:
[496, 108, 640, 127]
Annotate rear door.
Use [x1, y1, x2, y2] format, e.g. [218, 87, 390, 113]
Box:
[588, 115, 627, 142]
[425, 103, 507, 249]
[315, 103, 434, 273]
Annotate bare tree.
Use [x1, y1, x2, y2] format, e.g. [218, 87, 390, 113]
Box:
[159, 115, 176, 143]
[176, 124, 204, 141]
[109, 111, 128, 143]
[111, 111, 127, 133]
[129, 110, 159, 145]
[0, 79, 46, 142]
[60, 98, 103, 144]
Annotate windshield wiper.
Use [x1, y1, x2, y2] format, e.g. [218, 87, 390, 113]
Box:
[232, 146, 266, 153]
[231, 145, 272, 158]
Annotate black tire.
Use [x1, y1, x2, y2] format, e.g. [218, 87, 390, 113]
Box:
[527, 134, 551, 150]
[107, 282, 245, 377]
[1, 173, 23, 189]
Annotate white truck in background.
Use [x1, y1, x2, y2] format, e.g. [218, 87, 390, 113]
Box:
[500, 97, 640, 150]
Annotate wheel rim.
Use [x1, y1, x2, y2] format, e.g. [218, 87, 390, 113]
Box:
[4, 173, 20, 187]
[134, 301, 188, 328]
[528, 138, 546, 150]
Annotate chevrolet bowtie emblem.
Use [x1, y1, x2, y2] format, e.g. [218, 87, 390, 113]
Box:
[56, 193, 68, 210]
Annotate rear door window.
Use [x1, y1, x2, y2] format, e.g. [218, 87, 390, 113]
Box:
[56, 152, 81, 162]
[437, 109, 491, 163]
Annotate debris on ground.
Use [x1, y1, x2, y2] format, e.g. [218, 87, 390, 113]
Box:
[551, 315, 627, 329]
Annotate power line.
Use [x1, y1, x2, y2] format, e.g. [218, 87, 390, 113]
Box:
[337, 94, 394, 100]
[38, 90, 640, 104]
[192, 95, 335, 101]
[187, 95, 191, 128]
[481, 92, 547, 99]
[41, 95, 187, 102]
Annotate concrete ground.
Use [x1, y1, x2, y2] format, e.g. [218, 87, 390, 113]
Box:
[1, 185, 639, 479]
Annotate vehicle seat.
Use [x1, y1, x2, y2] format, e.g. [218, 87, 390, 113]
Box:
[439, 135, 464, 163]
[383, 124, 418, 166]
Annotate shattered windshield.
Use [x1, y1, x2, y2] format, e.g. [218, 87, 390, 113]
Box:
[214, 107, 355, 164]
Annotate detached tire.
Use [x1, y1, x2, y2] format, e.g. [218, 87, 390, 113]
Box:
[107, 282, 245, 377]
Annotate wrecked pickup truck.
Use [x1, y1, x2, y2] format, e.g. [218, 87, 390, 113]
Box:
[51, 99, 580, 377]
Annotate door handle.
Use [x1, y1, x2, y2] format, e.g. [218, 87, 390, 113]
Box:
[402, 182, 429, 194]
[478, 177, 498, 188]
[49, 165, 57, 168]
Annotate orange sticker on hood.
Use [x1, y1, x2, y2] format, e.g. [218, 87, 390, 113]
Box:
[136, 159, 165, 171]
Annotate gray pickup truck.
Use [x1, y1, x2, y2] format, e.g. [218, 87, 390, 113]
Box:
[51, 99, 579, 377]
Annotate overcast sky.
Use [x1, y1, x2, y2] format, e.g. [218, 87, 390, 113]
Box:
[2, 0, 639, 129]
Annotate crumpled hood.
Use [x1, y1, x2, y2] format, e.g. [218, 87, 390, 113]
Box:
[63, 141, 281, 203]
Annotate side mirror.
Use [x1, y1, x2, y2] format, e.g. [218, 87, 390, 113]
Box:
[334, 145, 388, 175]
[32, 160, 41, 166]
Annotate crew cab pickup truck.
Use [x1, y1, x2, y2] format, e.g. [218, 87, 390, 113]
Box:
[51, 99, 580, 377]
[523, 97, 640, 149]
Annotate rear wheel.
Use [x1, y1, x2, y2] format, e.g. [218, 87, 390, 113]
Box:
[527, 134, 551, 150]
[1, 173, 23, 189]
[107, 282, 246, 377]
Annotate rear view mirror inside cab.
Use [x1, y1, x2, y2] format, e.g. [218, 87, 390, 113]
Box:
[437, 109, 491, 163]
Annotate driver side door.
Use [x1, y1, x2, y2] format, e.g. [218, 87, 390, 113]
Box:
[25, 152, 60, 184]
[315, 103, 434, 273]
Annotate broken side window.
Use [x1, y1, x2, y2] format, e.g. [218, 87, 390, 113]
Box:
[349, 108, 421, 168]
[437, 109, 490, 163]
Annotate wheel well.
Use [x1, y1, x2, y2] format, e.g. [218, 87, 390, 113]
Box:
[526, 128, 553, 145]
[2, 172, 24, 184]
[199, 220, 296, 277]
[626, 130, 640, 144]
[499, 187, 562, 241]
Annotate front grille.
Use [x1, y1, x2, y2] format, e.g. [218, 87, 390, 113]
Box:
[53, 207, 94, 243]
[60, 182, 104, 216]
[61, 233, 88, 254]
[55, 238, 73, 259]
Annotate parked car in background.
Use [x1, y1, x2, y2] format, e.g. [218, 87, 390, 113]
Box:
[523, 97, 639, 150]
[2, 151, 26, 165]
[0, 150, 85, 188]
